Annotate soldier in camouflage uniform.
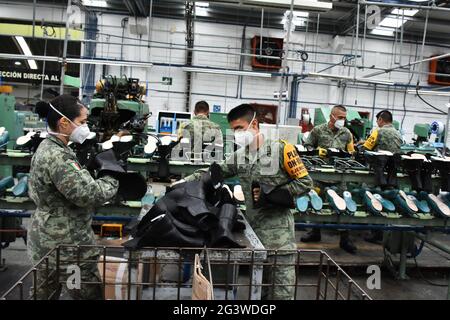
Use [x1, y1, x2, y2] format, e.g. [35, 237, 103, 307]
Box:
[302, 105, 357, 254]
[178, 100, 223, 160]
[360, 110, 402, 243]
[361, 110, 402, 153]
[28, 95, 119, 300]
[183, 104, 314, 300]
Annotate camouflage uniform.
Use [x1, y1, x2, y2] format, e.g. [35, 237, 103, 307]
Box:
[184, 138, 314, 300]
[28, 135, 119, 300]
[178, 115, 223, 156]
[362, 124, 402, 153]
[304, 123, 354, 152]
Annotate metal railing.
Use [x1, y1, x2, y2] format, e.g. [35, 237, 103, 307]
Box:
[1, 244, 371, 301]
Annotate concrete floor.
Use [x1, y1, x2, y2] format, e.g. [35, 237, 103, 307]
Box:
[1, 220, 449, 300]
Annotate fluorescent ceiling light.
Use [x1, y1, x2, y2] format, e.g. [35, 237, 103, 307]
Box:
[82, 0, 108, 7]
[407, 89, 450, 97]
[196, 1, 209, 7]
[391, 8, 419, 16]
[243, 0, 332, 11]
[195, 1, 209, 16]
[15, 36, 37, 70]
[195, 7, 209, 16]
[370, 28, 394, 36]
[182, 67, 272, 78]
[281, 10, 309, 26]
[370, 8, 418, 37]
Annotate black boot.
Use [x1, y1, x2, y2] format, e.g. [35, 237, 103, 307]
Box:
[208, 204, 245, 248]
[301, 228, 321, 242]
[431, 158, 450, 192]
[365, 153, 389, 188]
[401, 156, 423, 191]
[340, 231, 357, 254]
[420, 160, 434, 193]
[385, 155, 400, 189]
[364, 230, 383, 244]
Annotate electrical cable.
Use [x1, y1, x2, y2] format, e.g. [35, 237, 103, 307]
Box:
[415, 85, 447, 115]
[401, 42, 419, 127]
[413, 256, 448, 287]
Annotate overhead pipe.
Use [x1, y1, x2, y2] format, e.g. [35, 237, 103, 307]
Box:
[148, 87, 446, 116]
[362, 52, 450, 79]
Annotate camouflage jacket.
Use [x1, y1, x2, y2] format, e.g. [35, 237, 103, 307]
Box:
[178, 115, 223, 151]
[363, 124, 402, 153]
[28, 135, 119, 263]
[184, 138, 314, 251]
[304, 123, 354, 152]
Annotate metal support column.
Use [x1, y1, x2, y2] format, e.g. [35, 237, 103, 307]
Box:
[276, 0, 294, 127]
[60, 0, 72, 94]
[184, 2, 195, 112]
[82, 12, 98, 104]
[398, 232, 409, 280]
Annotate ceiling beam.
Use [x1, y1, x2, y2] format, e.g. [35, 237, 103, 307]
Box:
[123, 0, 137, 16]
[135, 0, 147, 17]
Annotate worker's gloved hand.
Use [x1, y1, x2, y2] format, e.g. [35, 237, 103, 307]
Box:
[91, 150, 147, 201]
[92, 149, 126, 179]
[253, 182, 295, 209]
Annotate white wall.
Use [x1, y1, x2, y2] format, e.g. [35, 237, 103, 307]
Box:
[1, 2, 449, 142]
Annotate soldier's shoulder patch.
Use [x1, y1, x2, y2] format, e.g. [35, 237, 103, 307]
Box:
[363, 129, 379, 150]
[282, 142, 309, 179]
[67, 160, 81, 171]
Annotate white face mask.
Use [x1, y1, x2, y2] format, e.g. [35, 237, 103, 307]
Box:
[234, 113, 258, 148]
[331, 114, 345, 129]
[48, 103, 91, 144]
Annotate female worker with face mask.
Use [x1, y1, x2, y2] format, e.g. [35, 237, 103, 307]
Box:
[28, 94, 119, 300]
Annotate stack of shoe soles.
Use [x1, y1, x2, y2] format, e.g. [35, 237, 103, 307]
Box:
[364, 150, 400, 189]
[0, 176, 14, 196]
[296, 190, 323, 213]
[431, 156, 450, 192]
[401, 153, 434, 192]
[418, 191, 450, 218]
[359, 189, 387, 216]
[324, 188, 357, 216]
[382, 190, 419, 217]
[12, 173, 29, 197]
[123, 163, 246, 250]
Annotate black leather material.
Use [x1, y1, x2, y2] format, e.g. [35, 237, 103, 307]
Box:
[432, 160, 450, 191]
[401, 158, 423, 191]
[386, 154, 401, 189]
[209, 203, 245, 248]
[93, 149, 146, 200]
[420, 161, 434, 193]
[122, 214, 205, 249]
[93, 149, 126, 177]
[365, 153, 389, 188]
[254, 182, 295, 209]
